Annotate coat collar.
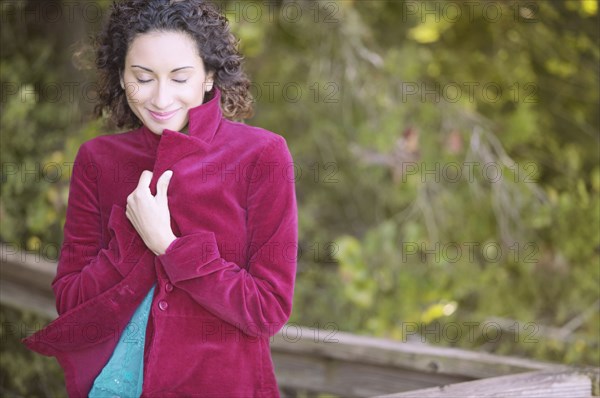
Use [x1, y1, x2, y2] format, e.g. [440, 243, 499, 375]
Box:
[140, 87, 223, 196]
[141, 86, 223, 148]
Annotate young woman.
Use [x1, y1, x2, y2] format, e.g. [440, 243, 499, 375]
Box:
[23, 1, 298, 397]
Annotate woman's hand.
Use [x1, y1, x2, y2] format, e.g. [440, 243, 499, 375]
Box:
[126, 170, 177, 256]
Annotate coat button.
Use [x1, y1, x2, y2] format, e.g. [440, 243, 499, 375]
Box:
[158, 300, 169, 311]
[165, 283, 173, 293]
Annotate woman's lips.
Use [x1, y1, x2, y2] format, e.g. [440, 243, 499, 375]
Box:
[149, 109, 179, 121]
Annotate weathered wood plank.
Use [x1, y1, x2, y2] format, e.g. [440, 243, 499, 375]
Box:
[1, 243, 56, 294]
[269, 327, 566, 381]
[272, 350, 473, 398]
[0, 278, 57, 319]
[0, 243, 58, 318]
[375, 370, 595, 398]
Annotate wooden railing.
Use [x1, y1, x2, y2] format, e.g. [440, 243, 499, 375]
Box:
[1, 243, 598, 397]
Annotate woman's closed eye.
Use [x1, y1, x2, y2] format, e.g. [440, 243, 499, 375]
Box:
[135, 78, 188, 84]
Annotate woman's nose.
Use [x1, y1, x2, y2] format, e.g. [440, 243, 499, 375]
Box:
[151, 81, 174, 109]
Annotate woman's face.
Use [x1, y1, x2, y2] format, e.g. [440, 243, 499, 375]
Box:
[121, 30, 214, 135]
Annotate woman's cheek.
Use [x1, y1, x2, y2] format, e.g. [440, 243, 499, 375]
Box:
[180, 80, 207, 102]
[134, 85, 154, 103]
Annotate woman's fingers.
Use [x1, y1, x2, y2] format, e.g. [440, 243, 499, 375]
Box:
[156, 170, 173, 202]
[136, 170, 153, 191]
[123, 170, 175, 254]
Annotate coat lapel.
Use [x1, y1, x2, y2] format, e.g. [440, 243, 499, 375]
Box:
[147, 87, 223, 196]
[148, 129, 206, 196]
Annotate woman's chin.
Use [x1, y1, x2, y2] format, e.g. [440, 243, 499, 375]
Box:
[145, 120, 187, 135]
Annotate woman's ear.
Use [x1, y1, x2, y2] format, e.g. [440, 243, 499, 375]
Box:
[205, 72, 215, 92]
[119, 71, 125, 89]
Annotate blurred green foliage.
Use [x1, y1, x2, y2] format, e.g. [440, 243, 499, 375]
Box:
[1, 0, 599, 396]
[234, 0, 599, 368]
[0, 305, 66, 397]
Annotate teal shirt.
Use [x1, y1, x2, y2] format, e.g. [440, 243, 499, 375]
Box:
[89, 284, 156, 398]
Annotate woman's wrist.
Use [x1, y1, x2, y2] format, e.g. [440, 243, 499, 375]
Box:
[154, 233, 178, 256]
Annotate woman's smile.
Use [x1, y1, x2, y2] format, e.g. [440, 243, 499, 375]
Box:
[148, 108, 180, 121]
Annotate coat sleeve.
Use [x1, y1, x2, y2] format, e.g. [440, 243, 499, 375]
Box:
[157, 136, 298, 337]
[52, 142, 153, 315]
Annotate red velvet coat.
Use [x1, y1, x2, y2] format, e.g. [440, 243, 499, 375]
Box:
[22, 88, 298, 397]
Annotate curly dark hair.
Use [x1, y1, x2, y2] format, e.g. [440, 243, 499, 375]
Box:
[93, 0, 254, 129]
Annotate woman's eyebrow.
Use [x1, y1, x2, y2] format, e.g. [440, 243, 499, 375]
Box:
[131, 65, 194, 72]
